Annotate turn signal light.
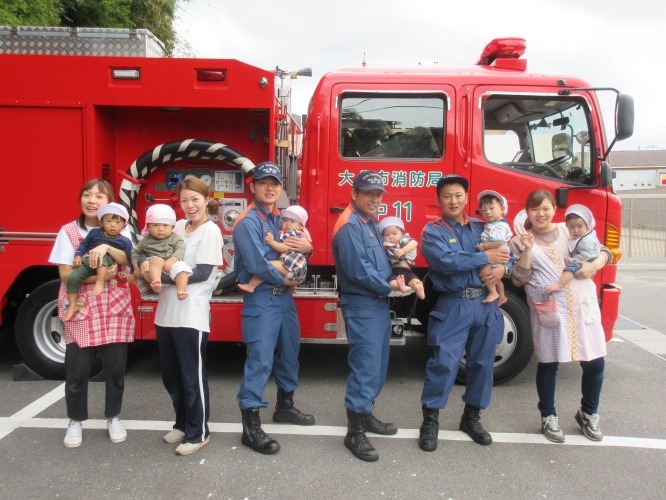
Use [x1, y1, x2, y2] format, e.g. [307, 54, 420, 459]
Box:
[604, 223, 622, 264]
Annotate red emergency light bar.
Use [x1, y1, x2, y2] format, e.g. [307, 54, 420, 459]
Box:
[476, 37, 526, 67]
[197, 69, 226, 81]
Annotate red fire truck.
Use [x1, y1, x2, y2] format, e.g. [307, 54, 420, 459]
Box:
[0, 31, 633, 381]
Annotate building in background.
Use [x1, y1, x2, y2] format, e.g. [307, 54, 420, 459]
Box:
[610, 150, 666, 192]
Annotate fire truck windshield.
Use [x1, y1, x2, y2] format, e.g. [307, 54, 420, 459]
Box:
[483, 95, 593, 185]
[340, 94, 445, 160]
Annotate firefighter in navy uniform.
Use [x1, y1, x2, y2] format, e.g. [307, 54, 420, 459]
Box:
[332, 170, 398, 462]
[233, 162, 315, 455]
[418, 174, 513, 451]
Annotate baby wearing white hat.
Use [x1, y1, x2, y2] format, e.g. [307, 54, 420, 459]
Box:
[131, 204, 192, 299]
[545, 204, 601, 293]
[476, 190, 512, 305]
[64, 202, 134, 321]
[378, 216, 425, 300]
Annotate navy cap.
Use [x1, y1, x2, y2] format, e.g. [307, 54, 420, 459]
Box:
[436, 173, 468, 192]
[353, 170, 387, 192]
[252, 162, 284, 183]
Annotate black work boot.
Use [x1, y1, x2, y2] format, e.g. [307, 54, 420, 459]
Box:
[241, 408, 281, 454]
[273, 387, 315, 425]
[344, 409, 379, 462]
[459, 404, 492, 445]
[419, 405, 440, 452]
[366, 413, 398, 435]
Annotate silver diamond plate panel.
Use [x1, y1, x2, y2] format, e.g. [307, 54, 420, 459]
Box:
[0, 26, 166, 57]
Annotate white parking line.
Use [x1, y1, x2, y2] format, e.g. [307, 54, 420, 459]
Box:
[2, 384, 665, 450]
[0, 383, 65, 439]
[4, 416, 666, 450]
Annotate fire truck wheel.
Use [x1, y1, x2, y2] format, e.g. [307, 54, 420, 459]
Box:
[14, 281, 98, 379]
[457, 289, 533, 385]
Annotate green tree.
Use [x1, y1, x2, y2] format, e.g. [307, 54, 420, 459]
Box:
[61, 0, 179, 53]
[60, 1, 133, 28]
[130, 0, 176, 54]
[0, 0, 61, 26]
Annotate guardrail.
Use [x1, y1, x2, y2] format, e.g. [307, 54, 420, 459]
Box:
[620, 194, 666, 258]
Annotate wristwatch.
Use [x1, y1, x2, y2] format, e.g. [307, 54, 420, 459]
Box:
[503, 265, 510, 277]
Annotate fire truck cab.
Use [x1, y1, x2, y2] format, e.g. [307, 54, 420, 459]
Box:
[0, 33, 633, 381]
[303, 39, 633, 376]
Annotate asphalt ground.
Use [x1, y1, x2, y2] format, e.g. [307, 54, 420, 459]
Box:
[0, 264, 664, 499]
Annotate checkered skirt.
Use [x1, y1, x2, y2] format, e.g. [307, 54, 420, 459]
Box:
[59, 222, 135, 347]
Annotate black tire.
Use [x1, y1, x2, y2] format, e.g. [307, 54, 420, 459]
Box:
[14, 281, 66, 378]
[457, 289, 533, 385]
[14, 281, 100, 379]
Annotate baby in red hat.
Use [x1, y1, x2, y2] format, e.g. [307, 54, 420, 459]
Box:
[132, 204, 192, 299]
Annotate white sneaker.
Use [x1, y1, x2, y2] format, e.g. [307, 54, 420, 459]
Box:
[64, 420, 83, 448]
[175, 436, 210, 456]
[163, 428, 186, 444]
[107, 417, 127, 443]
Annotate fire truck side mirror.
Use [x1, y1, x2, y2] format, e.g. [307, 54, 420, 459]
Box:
[555, 187, 568, 208]
[600, 162, 614, 188]
[615, 94, 634, 142]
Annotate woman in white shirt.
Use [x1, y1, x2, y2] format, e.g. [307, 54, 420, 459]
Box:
[49, 179, 135, 449]
[140, 177, 223, 456]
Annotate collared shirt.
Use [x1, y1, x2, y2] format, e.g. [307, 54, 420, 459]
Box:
[233, 201, 286, 289]
[332, 202, 392, 297]
[421, 214, 513, 293]
[569, 229, 601, 261]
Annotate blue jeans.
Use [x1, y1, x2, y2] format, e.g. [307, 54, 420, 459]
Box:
[536, 357, 605, 416]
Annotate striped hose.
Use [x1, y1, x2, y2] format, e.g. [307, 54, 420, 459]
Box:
[118, 139, 255, 243]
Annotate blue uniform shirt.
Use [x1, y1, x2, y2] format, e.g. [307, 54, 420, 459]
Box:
[332, 203, 392, 297]
[233, 201, 285, 289]
[421, 214, 513, 293]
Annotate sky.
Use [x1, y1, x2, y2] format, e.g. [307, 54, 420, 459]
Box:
[174, 0, 666, 151]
